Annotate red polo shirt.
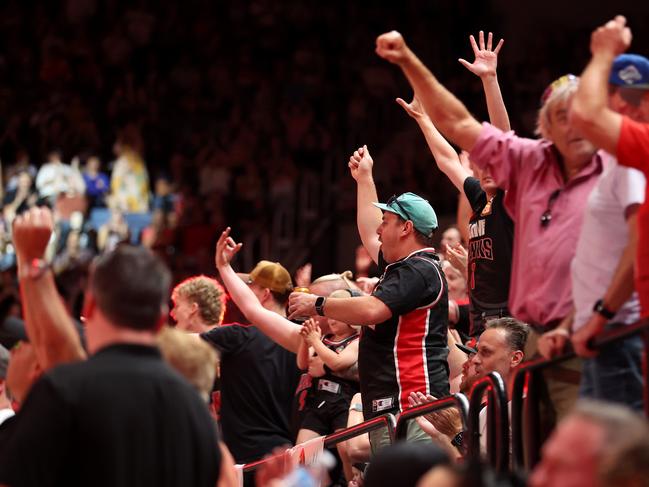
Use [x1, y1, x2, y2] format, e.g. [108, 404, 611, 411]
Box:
[617, 116, 649, 317]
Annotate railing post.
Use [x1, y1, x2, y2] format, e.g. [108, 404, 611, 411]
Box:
[385, 413, 397, 445]
[466, 372, 509, 473]
[643, 328, 649, 419]
[511, 369, 527, 471]
[394, 394, 469, 442]
[525, 370, 541, 469]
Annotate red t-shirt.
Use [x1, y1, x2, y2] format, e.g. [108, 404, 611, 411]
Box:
[617, 116, 649, 317]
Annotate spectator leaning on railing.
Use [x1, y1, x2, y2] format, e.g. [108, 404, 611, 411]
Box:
[571, 15, 649, 323]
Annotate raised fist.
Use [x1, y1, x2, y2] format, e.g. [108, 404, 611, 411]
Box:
[348, 145, 374, 182]
[591, 15, 632, 58]
[376, 31, 408, 64]
[12, 207, 53, 265]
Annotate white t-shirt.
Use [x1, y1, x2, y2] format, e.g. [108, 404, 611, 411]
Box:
[571, 160, 645, 331]
[35, 162, 85, 199]
[479, 400, 512, 456]
[0, 407, 15, 426]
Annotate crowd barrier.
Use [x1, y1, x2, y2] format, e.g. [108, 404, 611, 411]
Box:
[239, 319, 649, 476]
[511, 318, 649, 471]
[393, 393, 470, 440]
[465, 372, 509, 473]
[241, 413, 397, 473]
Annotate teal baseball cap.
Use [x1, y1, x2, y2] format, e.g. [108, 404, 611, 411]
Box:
[373, 192, 438, 237]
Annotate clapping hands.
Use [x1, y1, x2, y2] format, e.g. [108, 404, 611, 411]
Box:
[300, 318, 322, 346]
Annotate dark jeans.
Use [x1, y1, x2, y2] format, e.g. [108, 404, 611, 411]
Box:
[579, 323, 644, 412]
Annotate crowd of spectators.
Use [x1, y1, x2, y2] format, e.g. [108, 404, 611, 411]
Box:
[0, 2, 648, 487]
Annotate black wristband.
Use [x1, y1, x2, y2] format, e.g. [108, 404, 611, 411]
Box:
[593, 299, 615, 320]
[315, 296, 326, 316]
[450, 430, 464, 448]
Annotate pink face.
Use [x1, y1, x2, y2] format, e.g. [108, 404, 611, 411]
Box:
[459, 354, 480, 394]
[327, 318, 354, 337]
[547, 98, 596, 165]
[529, 416, 603, 487]
[472, 328, 517, 382]
[376, 211, 405, 263]
[473, 165, 497, 194]
[442, 261, 467, 301]
[170, 294, 195, 331]
[440, 228, 462, 256]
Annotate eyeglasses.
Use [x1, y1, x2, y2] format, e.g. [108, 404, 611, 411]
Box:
[540, 74, 578, 105]
[540, 189, 562, 228]
[387, 194, 413, 222]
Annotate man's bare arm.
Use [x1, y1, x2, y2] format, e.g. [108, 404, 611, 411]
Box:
[288, 293, 391, 326]
[348, 146, 381, 263]
[215, 228, 302, 353]
[571, 16, 631, 154]
[13, 208, 86, 370]
[376, 31, 483, 151]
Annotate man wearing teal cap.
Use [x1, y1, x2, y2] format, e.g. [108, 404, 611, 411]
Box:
[289, 145, 449, 451]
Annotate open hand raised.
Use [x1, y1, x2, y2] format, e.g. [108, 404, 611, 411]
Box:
[458, 31, 504, 79]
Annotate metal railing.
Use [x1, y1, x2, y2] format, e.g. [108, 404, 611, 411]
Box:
[511, 318, 649, 471]
[394, 393, 470, 440]
[466, 372, 509, 474]
[241, 413, 397, 473]
[240, 318, 649, 476]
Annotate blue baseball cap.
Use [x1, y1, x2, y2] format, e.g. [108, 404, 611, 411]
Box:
[609, 54, 649, 89]
[373, 192, 438, 237]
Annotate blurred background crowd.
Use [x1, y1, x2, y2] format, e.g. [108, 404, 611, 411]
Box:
[0, 0, 646, 319]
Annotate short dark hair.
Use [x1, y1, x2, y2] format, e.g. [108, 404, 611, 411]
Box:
[486, 317, 529, 354]
[396, 215, 435, 247]
[90, 245, 171, 331]
[270, 289, 291, 307]
[414, 228, 435, 247]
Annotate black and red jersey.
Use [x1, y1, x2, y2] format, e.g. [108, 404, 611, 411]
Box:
[463, 177, 514, 336]
[359, 249, 450, 419]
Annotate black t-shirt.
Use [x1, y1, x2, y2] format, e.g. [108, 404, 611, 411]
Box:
[463, 177, 514, 334]
[201, 323, 301, 464]
[0, 344, 220, 487]
[359, 249, 450, 419]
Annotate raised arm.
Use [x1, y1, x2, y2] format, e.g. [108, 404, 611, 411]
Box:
[571, 16, 630, 153]
[215, 228, 302, 353]
[376, 31, 483, 151]
[458, 31, 510, 131]
[396, 97, 471, 192]
[348, 146, 381, 264]
[12, 207, 86, 369]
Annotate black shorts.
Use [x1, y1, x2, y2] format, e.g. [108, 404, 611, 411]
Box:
[299, 392, 352, 435]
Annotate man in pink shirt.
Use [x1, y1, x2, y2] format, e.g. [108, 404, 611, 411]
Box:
[375, 31, 604, 420]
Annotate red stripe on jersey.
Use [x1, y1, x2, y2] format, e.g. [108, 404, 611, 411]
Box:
[394, 307, 431, 411]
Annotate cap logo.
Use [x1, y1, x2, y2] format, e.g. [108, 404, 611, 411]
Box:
[618, 65, 643, 85]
